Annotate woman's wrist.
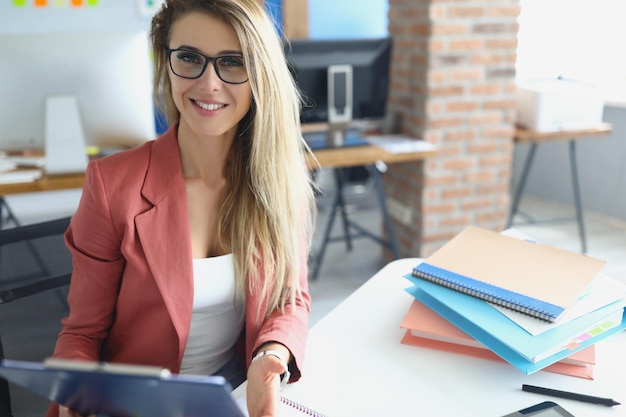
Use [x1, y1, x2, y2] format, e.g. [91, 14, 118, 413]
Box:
[253, 342, 291, 365]
[251, 342, 292, 389]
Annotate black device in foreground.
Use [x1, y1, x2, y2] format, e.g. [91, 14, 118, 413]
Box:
[0, 358, 245, 417]
[502, 401, 576, 417]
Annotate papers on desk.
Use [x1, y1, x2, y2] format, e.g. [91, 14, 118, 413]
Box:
[364, 134, 436, 154]
[5, 155, 46, 168]
[492, 273, 626, 336]
[0, 159, 17, 172]
[0, 156, 44, 184]
[0, 169, 42, 184]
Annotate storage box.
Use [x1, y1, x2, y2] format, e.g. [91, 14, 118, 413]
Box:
[515, 78, 604, 132]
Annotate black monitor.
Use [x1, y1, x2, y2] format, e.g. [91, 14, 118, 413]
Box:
[285, 37, 392, 125]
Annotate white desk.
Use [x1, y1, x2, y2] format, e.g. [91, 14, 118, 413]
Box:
[235, 258, 625, 416]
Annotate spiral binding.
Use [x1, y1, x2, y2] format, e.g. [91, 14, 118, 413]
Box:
[412, 268, 556, 322]
[281, 396, 329, 417]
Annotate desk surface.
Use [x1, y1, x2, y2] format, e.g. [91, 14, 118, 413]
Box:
[0, 171, 84, 196]
[235, 258, 625, 416]
[307, 143, 434, 169]
[0, 142, 435, 196]
[515, 123, 613, 143]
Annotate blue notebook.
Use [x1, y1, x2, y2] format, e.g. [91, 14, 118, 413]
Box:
[411, 226, 606, 322]
[405, 275, 626, 374]
[0, 358, 245, 417]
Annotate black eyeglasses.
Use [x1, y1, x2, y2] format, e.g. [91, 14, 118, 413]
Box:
[166, 48, 249, 84]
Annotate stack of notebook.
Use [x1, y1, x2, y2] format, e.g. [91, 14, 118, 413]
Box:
[401, 225, 626, 378]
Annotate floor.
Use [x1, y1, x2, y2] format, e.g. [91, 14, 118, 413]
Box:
[2, 175, 626, 416]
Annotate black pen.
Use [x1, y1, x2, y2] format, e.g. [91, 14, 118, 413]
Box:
[522, 384, 621, 407]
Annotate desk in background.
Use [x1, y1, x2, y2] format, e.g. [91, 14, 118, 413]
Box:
[0, 172, 84, 226]
[234, 258, 625, 416]
[508, 123, 613, 254]
[0, 136, 436, 268]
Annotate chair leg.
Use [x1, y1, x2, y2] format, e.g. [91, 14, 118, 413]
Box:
[0, 198, 20, 229]
[0, 337, 13, 417]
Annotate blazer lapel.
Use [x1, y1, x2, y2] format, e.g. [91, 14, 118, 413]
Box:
[135, 127, 193, 361]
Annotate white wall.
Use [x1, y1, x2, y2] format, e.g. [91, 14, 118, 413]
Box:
[0, 1, 155, 34]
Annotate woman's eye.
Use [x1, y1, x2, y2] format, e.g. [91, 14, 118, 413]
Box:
[219, 56, 245, 67]
[177, 52, 203, 65]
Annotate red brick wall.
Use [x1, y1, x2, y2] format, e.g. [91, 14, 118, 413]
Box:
[385, 0, 520, 257]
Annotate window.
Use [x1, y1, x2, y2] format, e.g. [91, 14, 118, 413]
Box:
[516, 0, 626, 105]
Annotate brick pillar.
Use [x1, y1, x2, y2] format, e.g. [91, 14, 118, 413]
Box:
[385, 0, 520, 257]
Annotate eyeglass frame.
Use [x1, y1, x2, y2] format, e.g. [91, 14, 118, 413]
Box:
[166, 48, 249, 85]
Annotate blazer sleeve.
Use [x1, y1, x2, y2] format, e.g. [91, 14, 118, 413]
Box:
[245, 243, 311, 382]
[52, 160, 126, 361]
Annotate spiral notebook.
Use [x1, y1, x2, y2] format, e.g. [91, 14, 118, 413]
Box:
[236, 388, 329, 416]
[412, 226, 606, 322]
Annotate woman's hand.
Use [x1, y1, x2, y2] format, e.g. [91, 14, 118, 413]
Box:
[246, 344, 291, 417]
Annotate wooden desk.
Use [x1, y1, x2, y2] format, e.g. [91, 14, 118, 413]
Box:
[0, 171, 84, 227]
[0, 144, 435, 195]
[514, 123, 613, 144]
[307, 142, 436, 169]
[0, 172, 84, 196]
[508, 124, 614, 253]
[234, 258, 626, 416]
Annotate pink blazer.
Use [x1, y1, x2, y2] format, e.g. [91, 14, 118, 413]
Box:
[50, 126, 310, 392]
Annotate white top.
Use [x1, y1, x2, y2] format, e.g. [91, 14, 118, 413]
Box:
[180, 253, 244, 376]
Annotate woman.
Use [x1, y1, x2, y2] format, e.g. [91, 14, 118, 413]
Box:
[49, 1, 316, 416]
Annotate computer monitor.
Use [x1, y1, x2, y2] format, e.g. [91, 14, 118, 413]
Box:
[0, 31, 156, 153]
[284, 37, 392, 125]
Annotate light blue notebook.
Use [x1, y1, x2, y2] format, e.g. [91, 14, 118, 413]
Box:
[405, 275, 626, 374]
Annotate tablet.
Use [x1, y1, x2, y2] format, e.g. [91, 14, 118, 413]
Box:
[0, 358, 246, 417]
[502, 401, 576, 417]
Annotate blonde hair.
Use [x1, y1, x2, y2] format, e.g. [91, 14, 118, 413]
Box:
[150, 0, 316, 315]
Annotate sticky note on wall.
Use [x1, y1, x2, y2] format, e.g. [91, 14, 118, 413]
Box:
[11, 0, 98, 7]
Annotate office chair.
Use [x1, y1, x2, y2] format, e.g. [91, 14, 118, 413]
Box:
[0, 217, 72, 417]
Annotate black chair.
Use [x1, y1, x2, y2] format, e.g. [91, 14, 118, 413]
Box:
[0, 217, 73, 417]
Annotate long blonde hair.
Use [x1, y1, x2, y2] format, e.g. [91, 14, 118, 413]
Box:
[150, 0, 316, 315]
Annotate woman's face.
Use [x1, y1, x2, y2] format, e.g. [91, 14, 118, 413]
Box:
[167, 12, 252, 141]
